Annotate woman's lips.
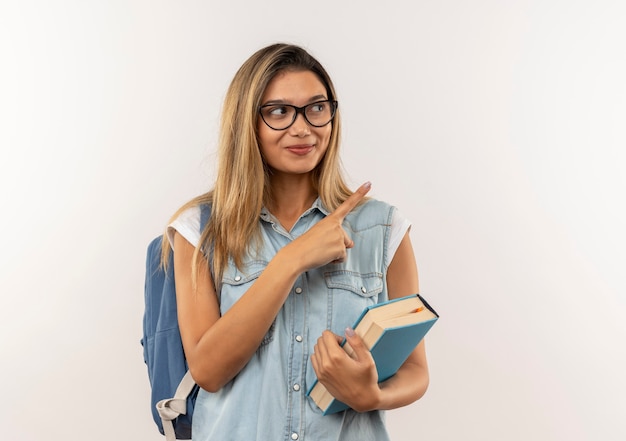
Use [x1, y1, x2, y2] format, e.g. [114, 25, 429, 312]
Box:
[286, 144, 314, 155]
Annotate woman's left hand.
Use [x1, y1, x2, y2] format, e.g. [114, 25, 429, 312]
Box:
[310, 328, 381, 412]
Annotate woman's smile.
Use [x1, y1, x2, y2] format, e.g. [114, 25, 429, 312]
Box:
[285, 144, 315, 155]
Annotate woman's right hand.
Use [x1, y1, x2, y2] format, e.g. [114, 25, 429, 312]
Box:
[284, 182, 371, 271]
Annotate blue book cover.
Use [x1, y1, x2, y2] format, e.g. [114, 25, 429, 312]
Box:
[307, 294, 439, 415]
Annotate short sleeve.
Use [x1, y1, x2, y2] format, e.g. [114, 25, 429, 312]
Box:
[386, 208, 412, 267]
[167, 205, 202, 249]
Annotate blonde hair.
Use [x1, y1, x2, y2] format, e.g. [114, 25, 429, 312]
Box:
[163, 43, 353, 289]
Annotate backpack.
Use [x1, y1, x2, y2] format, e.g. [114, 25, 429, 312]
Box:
[141, 204, 212, 441]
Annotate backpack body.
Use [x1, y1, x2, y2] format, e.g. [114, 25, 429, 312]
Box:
[141, 204, 211, 439]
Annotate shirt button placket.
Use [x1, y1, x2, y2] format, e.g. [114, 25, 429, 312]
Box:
[290, 280, 306, 440]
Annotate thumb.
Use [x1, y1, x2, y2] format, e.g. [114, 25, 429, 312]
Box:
[344, 327, 370, 361]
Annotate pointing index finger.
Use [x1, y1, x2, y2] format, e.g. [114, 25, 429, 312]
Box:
[332, 181, 372, 219]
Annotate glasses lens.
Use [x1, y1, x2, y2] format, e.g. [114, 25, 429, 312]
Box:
[260, 105, 296, 130]
[304, 101, 335, 127]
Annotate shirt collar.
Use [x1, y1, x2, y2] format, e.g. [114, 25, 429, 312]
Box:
[259, 197, 330, 224]
[310, 197, 330, 216]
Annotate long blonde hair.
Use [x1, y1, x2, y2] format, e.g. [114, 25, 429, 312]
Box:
[163, 43, 353, 288]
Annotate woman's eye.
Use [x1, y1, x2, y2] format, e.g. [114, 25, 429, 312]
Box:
[310, 103, 325, 113]
[268, 106, 288, 117]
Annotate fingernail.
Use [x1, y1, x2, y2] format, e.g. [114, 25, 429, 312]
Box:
[345, 327, 356, 337]
[362, 181, 371, 190]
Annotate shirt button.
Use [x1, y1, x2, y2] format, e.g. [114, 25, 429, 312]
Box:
[295, 335, 303, 342]
[293, 383, 301, 391]
[234, 275, 241, 282]
[295, 287, 303, 294]
[291, 433, 299, 440]
[361, 286, 367, 293]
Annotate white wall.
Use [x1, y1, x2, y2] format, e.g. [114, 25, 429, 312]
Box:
[1, 1, 625, 440]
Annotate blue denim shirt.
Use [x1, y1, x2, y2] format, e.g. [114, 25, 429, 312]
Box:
[192, 198, 396, 441]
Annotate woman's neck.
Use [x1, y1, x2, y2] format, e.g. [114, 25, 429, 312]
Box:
[266, 175, 318, 231]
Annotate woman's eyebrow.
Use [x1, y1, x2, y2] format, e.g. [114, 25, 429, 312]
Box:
[308, 94, 328, 102]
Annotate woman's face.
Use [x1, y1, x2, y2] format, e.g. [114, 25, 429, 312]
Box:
[257, 70, 332, 177]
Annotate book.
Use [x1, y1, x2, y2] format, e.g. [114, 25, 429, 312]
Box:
[306, 293, 439, 415]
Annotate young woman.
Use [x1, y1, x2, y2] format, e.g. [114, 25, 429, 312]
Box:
[165, 43, 429, 440]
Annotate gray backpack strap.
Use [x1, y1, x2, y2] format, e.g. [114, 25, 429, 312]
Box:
[156, 371, 196, 441]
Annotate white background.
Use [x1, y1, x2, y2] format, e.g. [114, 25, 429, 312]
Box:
[1, 1, 625, 440]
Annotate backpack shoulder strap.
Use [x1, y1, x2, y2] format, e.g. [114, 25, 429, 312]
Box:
[156, 371, 196, 441]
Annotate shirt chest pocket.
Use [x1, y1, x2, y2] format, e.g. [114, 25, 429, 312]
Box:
[220, 260, 275, 346]
[323, 270, 384, 334]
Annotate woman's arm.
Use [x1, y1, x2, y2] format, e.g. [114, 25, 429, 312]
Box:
[173, 231, 300, 392]
[375, 231, 429, 409]
[310, 231, 430, 411]
[174, 184, 371, 392]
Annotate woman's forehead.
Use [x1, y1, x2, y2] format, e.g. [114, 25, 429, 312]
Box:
[262, 70, 327, 103]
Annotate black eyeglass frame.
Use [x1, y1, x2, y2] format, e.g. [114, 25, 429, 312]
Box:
[258, 100, 338, 131]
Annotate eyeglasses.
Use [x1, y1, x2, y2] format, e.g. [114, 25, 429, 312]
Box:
[259, 100, 338, 131]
